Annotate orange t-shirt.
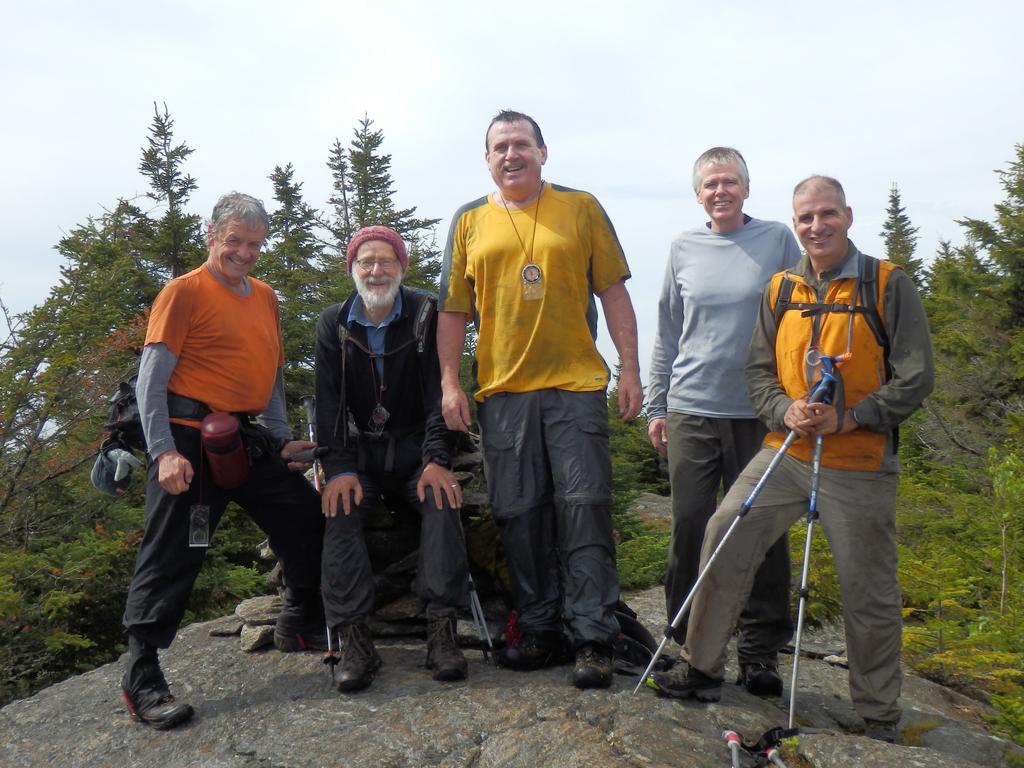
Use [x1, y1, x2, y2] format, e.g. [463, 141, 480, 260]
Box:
[146, 266, 284, 415]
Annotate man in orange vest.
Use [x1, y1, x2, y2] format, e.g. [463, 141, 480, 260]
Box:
[652, 176, 934, 745]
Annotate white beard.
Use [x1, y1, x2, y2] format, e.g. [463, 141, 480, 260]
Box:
[354, 268, 403, 312]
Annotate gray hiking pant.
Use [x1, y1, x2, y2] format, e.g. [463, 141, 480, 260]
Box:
[321, 437, 468, 626]
[478, 389, 619, 647]
[683, 447, 902, 722]
[664, 413, 792, 661]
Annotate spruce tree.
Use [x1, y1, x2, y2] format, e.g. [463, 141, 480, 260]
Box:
[880, 183, 924, 287]
[959, 143, 1024, 328]
[136, 103, 205, 279]
[256, 164, 324, 409]
[324, 116, 442, 293]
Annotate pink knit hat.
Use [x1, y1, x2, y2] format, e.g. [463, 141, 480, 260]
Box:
[346, 225, 408, 273]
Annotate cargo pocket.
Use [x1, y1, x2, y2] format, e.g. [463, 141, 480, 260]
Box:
[480, 424, 523, 517]
[551, 410, 612, 503]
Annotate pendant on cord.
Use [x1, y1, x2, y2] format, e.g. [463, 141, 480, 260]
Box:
[522, 263, 544, 301]
[369, 403, 390, 435]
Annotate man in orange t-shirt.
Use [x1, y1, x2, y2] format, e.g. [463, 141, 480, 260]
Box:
[120, 192, 324, 730]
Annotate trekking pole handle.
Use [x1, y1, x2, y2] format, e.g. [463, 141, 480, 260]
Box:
[766, 747, 788, 768]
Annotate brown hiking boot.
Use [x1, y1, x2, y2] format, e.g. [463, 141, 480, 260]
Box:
[426, 616, 468, 682]
[572, 643, 613, 689]
[335, 622, 382, 693]
[651, 663, 723, 702]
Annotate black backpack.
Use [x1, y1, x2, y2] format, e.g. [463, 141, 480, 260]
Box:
[102, 374, 146, 453]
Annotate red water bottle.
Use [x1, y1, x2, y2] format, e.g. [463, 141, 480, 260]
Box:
[200, 412, 250, 489]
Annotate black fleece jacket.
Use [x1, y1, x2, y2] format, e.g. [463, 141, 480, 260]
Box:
[314, 286, 453, 480]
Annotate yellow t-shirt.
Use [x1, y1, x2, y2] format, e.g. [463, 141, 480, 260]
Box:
[440, 183, 630, 401]
[146, 265, 284, 414]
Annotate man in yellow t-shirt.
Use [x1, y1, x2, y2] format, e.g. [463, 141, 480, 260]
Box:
[438, 109, 642, 689]
[120, 193, 324, 730]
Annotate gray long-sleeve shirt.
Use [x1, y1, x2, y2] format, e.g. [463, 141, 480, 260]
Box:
[746, 241, 934, 471]
[137, 343, 291, 459]
[647, 217, 802, 419]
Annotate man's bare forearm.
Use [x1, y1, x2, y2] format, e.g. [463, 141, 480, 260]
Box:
[437, 311, 469, 388]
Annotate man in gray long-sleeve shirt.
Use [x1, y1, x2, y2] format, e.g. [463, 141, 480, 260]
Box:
[647, 147, 800, 696]
[120, 192, 324, 730]
[652, 175, 934, 746]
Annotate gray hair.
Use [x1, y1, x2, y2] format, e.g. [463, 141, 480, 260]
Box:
[692, 147, 749, 192]
[210, 192, 269, 238]
[793, 175, 847, 207]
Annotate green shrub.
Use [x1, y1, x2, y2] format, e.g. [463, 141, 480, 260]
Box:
[618, 532, 670, 591]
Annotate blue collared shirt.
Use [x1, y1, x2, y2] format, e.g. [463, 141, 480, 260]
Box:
[347, 291, 403, 378]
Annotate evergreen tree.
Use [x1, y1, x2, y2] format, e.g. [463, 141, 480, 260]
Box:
[0, 106, 272, 707]
[880, 183, 924, 287]
[136, 103, 205, 280]
[323, 138, 354, 278]
[324, 116, 442, 294]
[256, 164, 324, 410]
[959, 143, 1024, 328]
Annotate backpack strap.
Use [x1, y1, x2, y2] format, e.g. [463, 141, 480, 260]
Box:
[772, 258, 890, 363]
[412, 291, 436, 355]
[857, 255, 891, 373]
[772, 274, 797, 327]
[774, 256, 898, 451]
[332, 290, 439, 446]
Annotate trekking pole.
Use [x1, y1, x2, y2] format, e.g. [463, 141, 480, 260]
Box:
[765, 747, 788, 768]
[454, 507, 494, 662]
[632, 389, 833, 695]
[467, 570, 494, 662]
[787, 431, 824, 729]
[299, 395, 321, 492]
[633, 360, 840, 695]
[786, 352, 842, 729]
[722, 730, 742, 768]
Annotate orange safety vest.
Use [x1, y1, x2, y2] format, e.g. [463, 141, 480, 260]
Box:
[764, 256, 898, 471]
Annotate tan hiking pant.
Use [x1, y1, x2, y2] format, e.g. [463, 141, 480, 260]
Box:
[683, 447, 902, 722]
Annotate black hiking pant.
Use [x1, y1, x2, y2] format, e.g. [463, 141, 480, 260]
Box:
[320, 434, 468, 626]
[122, 423, 324, 649]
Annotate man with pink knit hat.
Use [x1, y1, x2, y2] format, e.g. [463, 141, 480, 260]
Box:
[314, 225, 469, 693]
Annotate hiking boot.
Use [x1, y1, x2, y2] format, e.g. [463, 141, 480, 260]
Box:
[274, 623, 329, 653]
[572, 643, 613, 689]
[864, 718, 899, 744]
[497, 630, 572, 671]
[275, 587, 326, 652]
[426, 616, 468, 682]
[737, 661, 783, 697]
[121, 684, 194, 730]
[335, 623, 382, 693]
[120, 642, 193, 730]
[650, 663, 723, 702]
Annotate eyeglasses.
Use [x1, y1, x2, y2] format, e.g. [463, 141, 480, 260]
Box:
[354, 258, 399, 272]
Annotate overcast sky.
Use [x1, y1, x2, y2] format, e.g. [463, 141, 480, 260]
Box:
[3, 0, 1022, 375]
